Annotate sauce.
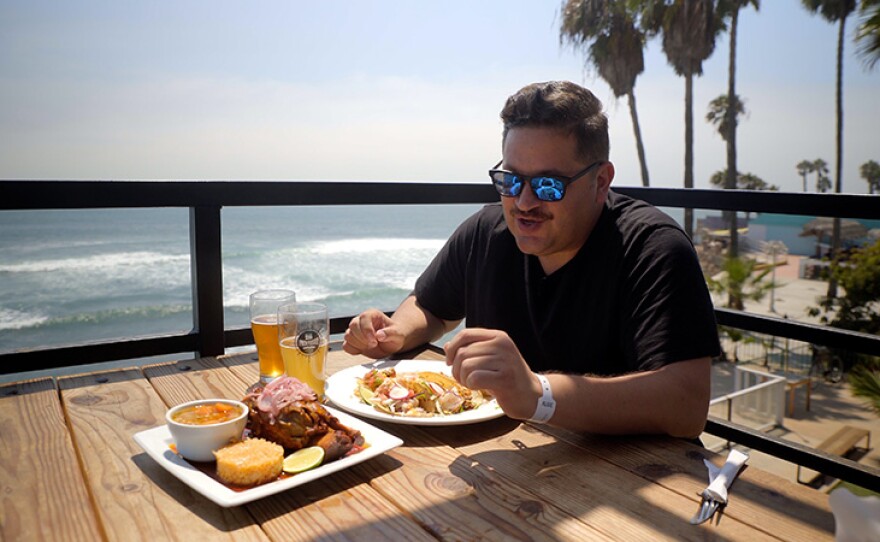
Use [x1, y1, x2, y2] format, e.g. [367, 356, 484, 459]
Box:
[171, 402, 243, 425]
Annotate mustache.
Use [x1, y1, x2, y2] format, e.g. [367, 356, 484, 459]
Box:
[511, 209, 552, 221]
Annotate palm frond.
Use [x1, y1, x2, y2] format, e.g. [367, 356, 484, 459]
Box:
[849, 363, 880, 414]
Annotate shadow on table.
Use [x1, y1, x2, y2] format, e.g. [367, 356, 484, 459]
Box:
[1, 376, 57, 396]
[130, 448, 408, 532]
[444, 441, 702, 539]
[456, 429, 836, 537]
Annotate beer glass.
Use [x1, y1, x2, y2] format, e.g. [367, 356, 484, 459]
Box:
[278, 302, 328, 398]
[249, 289, 296, 384]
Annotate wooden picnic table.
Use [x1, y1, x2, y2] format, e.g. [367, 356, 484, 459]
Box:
[785, 375, 812, 417]
[1, 343, 836, 541]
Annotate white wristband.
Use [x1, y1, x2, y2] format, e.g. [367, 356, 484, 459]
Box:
[528, 374, 556, 424]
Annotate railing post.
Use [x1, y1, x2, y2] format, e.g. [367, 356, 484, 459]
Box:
[190, 206, 225, 357]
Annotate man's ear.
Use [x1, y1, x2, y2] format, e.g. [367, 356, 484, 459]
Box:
[595, 162, 615, 198]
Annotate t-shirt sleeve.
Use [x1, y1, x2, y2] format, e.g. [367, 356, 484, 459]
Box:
[412, 213, 477, 322]
[622, 226, 721, 371]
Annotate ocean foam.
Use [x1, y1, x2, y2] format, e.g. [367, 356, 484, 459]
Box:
[0, 308, 49, 331]
[0, 251, 189, 274]
[311, 238, 445, 255]
[221, 237, 442, 309]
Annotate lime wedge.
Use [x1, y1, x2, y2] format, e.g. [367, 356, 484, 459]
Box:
[282, 446, 325, 474]
[357, 385, 375, 403]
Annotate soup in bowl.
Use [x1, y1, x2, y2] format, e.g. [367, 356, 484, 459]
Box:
[165, 399, 248, 462]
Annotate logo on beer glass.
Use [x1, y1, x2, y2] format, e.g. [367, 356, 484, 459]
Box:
[296, 330, 321, 354]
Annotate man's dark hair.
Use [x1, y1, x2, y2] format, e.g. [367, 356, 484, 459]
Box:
[500, 81, 609, 163]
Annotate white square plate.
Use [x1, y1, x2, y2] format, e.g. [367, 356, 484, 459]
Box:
[133, 405, 402, 507]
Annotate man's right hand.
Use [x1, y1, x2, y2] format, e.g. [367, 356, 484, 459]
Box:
[342, 309, 406, 358]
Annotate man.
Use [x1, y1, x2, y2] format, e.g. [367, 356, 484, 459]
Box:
[344, 81, 720, 439]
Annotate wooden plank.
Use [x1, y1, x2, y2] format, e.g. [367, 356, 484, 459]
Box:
[249, 468, 435, 542]
[144, 355, 432, 541]
[142, 356, 251, 406]
[0, 378, 103, 542]
[428, 422, 778, 541]
[58, 368, 267, 542]
[537, 425, 834, 541]
[351, 425, 609, 541]
[216, 350, 261, 389]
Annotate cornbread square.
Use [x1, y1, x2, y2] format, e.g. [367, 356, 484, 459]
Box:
[214, 438, 283, 486]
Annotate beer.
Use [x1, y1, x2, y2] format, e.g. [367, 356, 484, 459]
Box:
[280, 336, 327, 397]
[251, 314, 285, 381]
[249, 289, 295, 384]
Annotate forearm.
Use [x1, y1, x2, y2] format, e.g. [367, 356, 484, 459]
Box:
[541, 358, 711, 438]
[391, 295, 459, 352]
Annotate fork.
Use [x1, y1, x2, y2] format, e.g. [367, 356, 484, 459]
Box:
[689, 448, 749, 525]
[689, 492, 721, 525]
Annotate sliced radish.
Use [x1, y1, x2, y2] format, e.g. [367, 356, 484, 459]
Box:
[388, 385, 410, 400]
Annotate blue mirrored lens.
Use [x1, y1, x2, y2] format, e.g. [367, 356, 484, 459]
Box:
[493, 173, 522, 196]
[531, 177, 564, 201]
[491, 172, 565, 201]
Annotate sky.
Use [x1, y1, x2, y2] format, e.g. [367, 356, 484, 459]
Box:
[1, 1, 878, 194]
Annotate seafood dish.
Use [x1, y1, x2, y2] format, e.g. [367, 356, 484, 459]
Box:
[243, 376, 365, 462]
[355, 367, 490, 417]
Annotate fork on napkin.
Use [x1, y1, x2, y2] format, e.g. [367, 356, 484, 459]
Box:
[689, 448, 749, 525]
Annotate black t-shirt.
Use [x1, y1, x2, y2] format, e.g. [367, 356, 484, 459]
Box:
[414, 191, 721, 375]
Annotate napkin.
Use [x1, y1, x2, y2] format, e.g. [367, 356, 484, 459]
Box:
[702, 449, 749, 504]
[830, 488, 880, 542]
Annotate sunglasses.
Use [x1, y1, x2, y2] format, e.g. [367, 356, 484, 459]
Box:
[489, 160, 604, 202]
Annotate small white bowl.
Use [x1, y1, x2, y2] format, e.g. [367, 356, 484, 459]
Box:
[165, 399, 248, 462]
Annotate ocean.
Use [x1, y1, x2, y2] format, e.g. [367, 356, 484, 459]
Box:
[0, 204, 483, 359]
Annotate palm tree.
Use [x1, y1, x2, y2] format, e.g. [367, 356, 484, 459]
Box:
[802, 0, 858, 300]
[706, 94, 745, 140]
[817, 172, 833, 193]
[706, 92, 747, 255]
[796, 160, 816, 192]
[738, 172, 778, 191]
[860, 159, 880, 193]
[715, 0, 760, 257]
[642, 0, 725, 238]
[813, 158, 830, 192]
[856, 0, 880, 69]
[560, 0, 651, 186]
[709, 169, 776, 191]
[706, 256, 774, 311]
[850, 362, 880, 414]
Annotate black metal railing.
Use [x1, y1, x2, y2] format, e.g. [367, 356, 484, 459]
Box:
[3, 179, 879, 491]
